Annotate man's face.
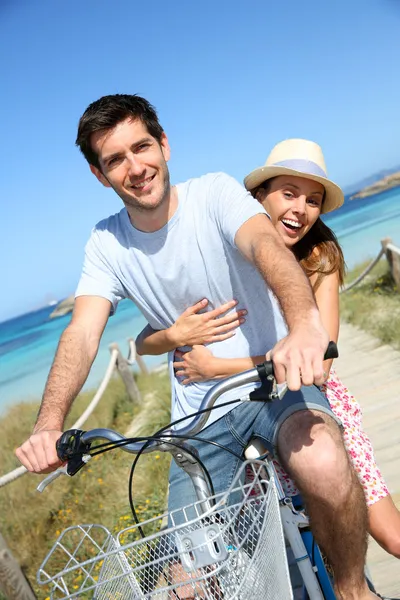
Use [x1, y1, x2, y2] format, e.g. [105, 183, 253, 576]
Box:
[90, 118, 171, 213]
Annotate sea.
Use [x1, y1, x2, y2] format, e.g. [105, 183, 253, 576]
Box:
[1, 186, 399, 415]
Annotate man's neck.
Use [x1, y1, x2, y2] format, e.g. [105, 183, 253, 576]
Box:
[126, 186, 178, 233]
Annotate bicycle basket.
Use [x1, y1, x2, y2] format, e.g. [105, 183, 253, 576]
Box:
[38, 460, 293, 599]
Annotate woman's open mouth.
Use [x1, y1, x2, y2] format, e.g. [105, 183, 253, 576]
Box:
[280, 218, 304, 235]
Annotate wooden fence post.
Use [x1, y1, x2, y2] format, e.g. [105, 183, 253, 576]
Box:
[0, 533, 36, 599]
[381, 237, 393, 268]
[127, 338, 149, 375]
[109, 343, 143, 405]
[392, 252, 400, 290]
[381, 237, 400, 290]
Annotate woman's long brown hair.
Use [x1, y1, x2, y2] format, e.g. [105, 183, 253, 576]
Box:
[293, 217, 345, 289]
[254, 179, 346, 289]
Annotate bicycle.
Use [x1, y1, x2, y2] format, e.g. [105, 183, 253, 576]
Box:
[36, 342, 373, 599]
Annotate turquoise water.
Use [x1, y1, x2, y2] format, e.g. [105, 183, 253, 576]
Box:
[1, 186, 399, 413]
[324, 186, 400, 268]
[0, 301, 163, 414]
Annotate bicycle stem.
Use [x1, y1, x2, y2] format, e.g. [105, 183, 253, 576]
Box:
[170, 368, 261, 438]
[168, 444, 215, 514]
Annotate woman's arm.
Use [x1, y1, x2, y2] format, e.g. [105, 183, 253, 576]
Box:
[136, 324, 176, 356]
[173, 345, 265, 385]
[311, 270, 340, 378]
[174, 270, 341, 385]
[135, 299, 247, 356]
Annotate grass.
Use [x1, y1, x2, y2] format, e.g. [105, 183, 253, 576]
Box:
[0, 368, 172, 599]
[340, 258, 400, 349]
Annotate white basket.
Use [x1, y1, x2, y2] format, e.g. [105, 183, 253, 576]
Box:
[38, 460, 293, 599]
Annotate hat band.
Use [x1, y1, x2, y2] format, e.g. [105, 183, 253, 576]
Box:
[273, 159, 327, 178]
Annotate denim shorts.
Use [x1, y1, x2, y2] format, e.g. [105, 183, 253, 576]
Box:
[168, 384, 340, 518]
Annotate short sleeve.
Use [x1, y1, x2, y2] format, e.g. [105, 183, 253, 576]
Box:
[75, 229, 126, 314]
[208, 173, 269, 247]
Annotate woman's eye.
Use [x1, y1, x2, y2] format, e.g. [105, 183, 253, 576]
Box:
[308, 198, 321, 206]
[283, 192, 293, 199]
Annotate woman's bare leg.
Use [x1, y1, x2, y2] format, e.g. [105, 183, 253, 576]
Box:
[368, 495, 400, 559]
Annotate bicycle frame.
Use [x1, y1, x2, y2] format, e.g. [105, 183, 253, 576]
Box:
[245, 439, 331, 600]
[38, 345, 343, 599]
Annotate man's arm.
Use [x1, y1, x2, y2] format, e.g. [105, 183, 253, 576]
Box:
[235, 214, 329, 389]
[15, 295, 111, 473]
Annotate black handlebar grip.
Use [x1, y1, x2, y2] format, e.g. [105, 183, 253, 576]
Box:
[56, 429, 88, 461]
[56, 429, 92, 477]
[256, 340, 339, 382]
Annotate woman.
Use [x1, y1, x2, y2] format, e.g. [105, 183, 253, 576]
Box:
[136, 139, 400, 559]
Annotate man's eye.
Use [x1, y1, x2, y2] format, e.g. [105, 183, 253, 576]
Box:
[137, 143, 150, 152]
[107, 157, 121, 167]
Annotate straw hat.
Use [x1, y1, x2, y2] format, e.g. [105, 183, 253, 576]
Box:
[244, 139, 344, 214]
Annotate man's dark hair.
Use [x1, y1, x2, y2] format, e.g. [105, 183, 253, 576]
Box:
[76, 94, 164, 169]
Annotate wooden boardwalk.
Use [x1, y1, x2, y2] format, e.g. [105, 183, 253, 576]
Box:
[335, 322, 400, 597]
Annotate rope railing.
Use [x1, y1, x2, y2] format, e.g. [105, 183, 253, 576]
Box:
[0, 341, 145, 489]
[340, 237, 400, 294]
[340, 248, 385, 294]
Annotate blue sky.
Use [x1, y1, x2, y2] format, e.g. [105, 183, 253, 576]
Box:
[1, 0, 399, 322]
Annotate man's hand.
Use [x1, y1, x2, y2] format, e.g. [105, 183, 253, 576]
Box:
[267, 314, 329, 390]
[15, 430, 63, 474]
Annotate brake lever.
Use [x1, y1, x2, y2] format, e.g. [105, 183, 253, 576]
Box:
[37, 464, 69, 493]
[37, 455, 92, 493]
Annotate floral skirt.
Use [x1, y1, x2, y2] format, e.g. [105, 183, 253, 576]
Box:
[270, 369, 389, 507]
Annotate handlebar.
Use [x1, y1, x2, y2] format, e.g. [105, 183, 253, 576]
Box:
[174, 340, 338, 438]
[38, 341, 338, 491]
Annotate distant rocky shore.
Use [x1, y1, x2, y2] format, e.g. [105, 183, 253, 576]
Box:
[49, 295, 75, 318]
[350, 171, 400, 199]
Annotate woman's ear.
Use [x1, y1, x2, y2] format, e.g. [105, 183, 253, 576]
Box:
[254, 187, 265, 204]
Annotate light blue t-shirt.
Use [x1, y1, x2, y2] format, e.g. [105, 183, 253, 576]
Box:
[76, 172, 287, 426]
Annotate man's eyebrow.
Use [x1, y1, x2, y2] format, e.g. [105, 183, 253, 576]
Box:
[281, 182, 324, 196]
[133, 136, 153, 146]
[102, 151, 123, 164]
[102, 137, 153, 164]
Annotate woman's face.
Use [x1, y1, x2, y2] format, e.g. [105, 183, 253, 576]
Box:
[258, 175, 324, 247]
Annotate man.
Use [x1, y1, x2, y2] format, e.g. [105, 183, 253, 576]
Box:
[17, 95, 375, 598]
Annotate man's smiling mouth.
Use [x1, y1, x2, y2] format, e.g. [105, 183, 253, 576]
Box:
[131, 175, 155, 190]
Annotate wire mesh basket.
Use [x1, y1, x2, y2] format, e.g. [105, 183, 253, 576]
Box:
[37, 460, 293, 599]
